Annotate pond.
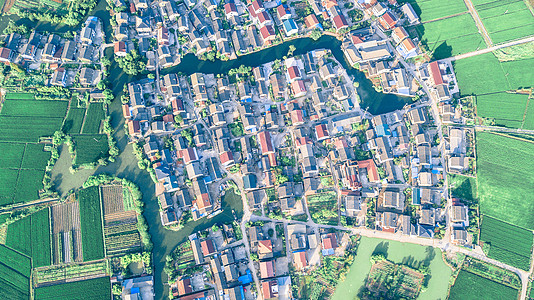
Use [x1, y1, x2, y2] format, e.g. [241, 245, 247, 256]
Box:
[331, 236, 453, 300]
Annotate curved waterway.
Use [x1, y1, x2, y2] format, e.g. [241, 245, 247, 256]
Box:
[15, 0, 413, 298]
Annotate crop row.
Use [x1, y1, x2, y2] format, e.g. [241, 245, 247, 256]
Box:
[104, 223, 138, 235]
[35, 277, 111, 300]
[78, 187, 105, 261]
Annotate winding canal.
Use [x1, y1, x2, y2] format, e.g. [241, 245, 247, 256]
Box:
[6, 0, 412, 298]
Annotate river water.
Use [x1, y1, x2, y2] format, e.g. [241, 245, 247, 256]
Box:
[12, 0, 412, 298]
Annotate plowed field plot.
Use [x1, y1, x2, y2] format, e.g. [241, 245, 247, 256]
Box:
[51, 202, 83, 263]
[101, 185, 124, 215]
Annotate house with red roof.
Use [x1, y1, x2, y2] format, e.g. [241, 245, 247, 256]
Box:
[257, 11, 272, 26]
[220, 151, 235, 167]
[179, 148, 199, 164]
[128, 120, 142, 138]
[333, 14, 349, 31]
[250, 0, 264, 14]
[224, 2, 238, 17]
[428, 61, 444, 86]
[259, 25, 276, 43]
[321, 233, 338, 256]
[304, 14, 321, 30]
[258, 240, 273, 259]
[291, 80, 307, 97]
[171, 98, 185, 115]
[287, 65, 301, 82]
[315, 124, 329, 141]
[201, 239, 216, 256]
[260, 260, 275, 279]
[293, 251, 308, 269]
[277, 4, 291, 20]
[378, 11, 397, 30]
[290, 109, 305, 126]
[258, 131, 274, 155]
[358, 159, 380, 183]
[262, 280, 278, 300]
[122, 104, 131, 119]
[397, 37, 417, 59]
[173, 278, 193, 297]
[391, 26, 408, 44]
[114, 41, 127, 57]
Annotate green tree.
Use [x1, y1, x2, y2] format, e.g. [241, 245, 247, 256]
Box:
[116, 50, 147, 76]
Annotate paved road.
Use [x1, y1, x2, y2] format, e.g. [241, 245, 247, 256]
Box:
[441, 35, 534, 62]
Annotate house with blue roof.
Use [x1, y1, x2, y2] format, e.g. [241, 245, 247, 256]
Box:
[283, 19, 299, 36]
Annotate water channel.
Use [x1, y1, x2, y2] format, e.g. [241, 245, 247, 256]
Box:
[8, 0, 413, 298]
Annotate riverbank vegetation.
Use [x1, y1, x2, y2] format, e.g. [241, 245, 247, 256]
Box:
[7, 0, 98, 27]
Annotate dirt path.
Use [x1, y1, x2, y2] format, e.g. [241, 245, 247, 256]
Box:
[463, 0, 493, 47]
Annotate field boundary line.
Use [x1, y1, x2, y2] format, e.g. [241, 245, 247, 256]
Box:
[523, 0, 534, 16]
[464, 0, 493, 47]
[420, 11, 469, 24]
[487, 131, 534, 146]
[521, 96, 531, 129]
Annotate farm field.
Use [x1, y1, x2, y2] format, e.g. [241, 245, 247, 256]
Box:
[62, 107, 86, 134]
[5, 209, 52, 267]
[0, 168, 18, 206]
[479, 215, 533, 270]
[14, 169, 46, 203]
[0, 142, 25, 168]
[0, 100, 68, 118]
[414, 13, 485, 59]
[403, 0, 467, 22]
[4, 93, 35, 100]
[21, 143, 50, 170]
[476, 132, 534, 229]
[34, 260, 108, 286]
[51, 201, 83, 263]
[72, 134, 109, 165]
[101, 185, 141, 256]
[363, 259, 424, 298]
[524, 102, 534, 130]
[474, 0, 534, 44]
[78, 186, 105, 261]
[0, 116, 64, 143]
[34, 276, 111, 300]
[81, 102, 105, 134]
[307, 192, 338, 225]
[454, 53, 534, 97]
[476, 93, 529, 128]
[448, 270, 519, 299]
[0, 244, 31, 300]
[331, 237, 452, 300]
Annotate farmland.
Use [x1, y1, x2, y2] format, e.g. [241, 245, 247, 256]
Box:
[101, 185, 141, 256]
[413, 13, 485, 59]
[307, 192, 338, 225]
[78, 186, 105, 261]
[0, 169, 19, 206]
[403, 0, 467, 22]
[34, 276, 111, 300]
[0, 245, 31, 300]
[62, 107, 86, 134]
[477, 132, 534, 229]
[480, 215, 533, 271]
[34, 260, 108, 286]
[0, 100, 68, 118]
[14, 169, 46, 203]
[473, 0, 534, 44]
[362, 259, 424, 299]
[0, 116, 64, 143]
[476, 93, 529, 128]
[81, 103, 105, 134]
[72, 134, 109, 165]
[21, 143, 51, 170]
[454, 53, 534, 96]
[5, 209, 52, 267]
[51, 201, 83, 263]
[0, 143, 25, 168]
[448, 269, 519, 300]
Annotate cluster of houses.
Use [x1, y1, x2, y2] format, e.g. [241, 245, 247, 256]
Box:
[170, 226, 255, 300]
[169, 218, 351, 299]
[110, 0, 358, 67]
[339, 1, 422, 97]
[0, 17, 104, 88]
